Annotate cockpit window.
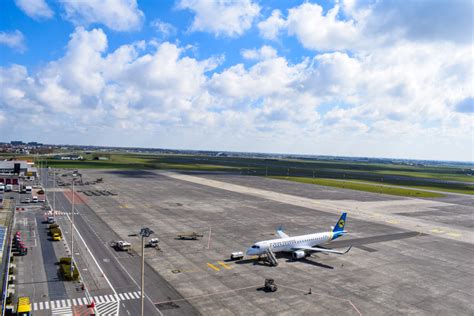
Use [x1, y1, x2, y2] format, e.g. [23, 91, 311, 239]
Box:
[251, 245, 260, 249]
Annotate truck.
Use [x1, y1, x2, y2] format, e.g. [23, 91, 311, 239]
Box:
[177, 232, 204, 240]
[111, 240, 132, 251]
[17, 296, 31, 315]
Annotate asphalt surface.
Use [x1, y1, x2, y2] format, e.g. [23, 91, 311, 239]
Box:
[35, 212, 67, 300]
[75, 168, 473, 315]
[41, 169, 198, 316]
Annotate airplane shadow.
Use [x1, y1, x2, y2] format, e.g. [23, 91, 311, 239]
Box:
[234, 253, 334, 269]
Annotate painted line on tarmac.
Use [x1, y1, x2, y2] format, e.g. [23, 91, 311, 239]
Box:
[217, 261, 233, 270]
[154, 284, 261, 305]
[207, 263, 220, 271]
[277, 284, 362, 316]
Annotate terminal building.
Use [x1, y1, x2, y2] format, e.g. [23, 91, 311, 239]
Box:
[0, 161, 37, 185]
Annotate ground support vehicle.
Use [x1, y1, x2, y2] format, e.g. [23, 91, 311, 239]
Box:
[111, 240, 132, 251]
[230, 251, 244, 260]
[177, 232, 204, 240]
[264, 279, 277, 292]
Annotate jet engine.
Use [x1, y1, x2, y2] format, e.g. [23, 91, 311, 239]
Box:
[292, 250, 306, 259]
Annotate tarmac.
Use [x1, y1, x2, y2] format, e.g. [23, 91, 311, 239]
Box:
[57, 169, 473, 315]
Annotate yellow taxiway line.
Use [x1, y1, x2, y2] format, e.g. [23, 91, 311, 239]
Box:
[217, 261, 232, 270]
[207, 263, 220, 271]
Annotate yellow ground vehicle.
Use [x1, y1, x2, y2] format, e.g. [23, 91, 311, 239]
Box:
[17, 296, 31, 315]
[53, 232, 62, 241]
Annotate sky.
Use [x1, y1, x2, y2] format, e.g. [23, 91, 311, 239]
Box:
[0, 0, 473, 161]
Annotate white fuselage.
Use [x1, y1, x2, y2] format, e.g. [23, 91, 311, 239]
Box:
[247, 231, 334, 256]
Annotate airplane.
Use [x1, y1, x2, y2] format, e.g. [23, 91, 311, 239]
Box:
[246, 212, 352, 260]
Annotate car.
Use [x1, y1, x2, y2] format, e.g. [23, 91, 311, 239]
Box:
[52, 233, 61, 241]
[24, 198, 30, 203]
[32, 196, 38, 203]
[47, 216, 55, 224]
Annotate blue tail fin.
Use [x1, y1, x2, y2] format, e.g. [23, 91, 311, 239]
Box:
[332, 212, 347, 233]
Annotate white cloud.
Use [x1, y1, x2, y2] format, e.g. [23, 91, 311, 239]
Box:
[262, 1, 474, 51]
[351, 0, 474, 44]
[1, 11, 472, 160]
[150, 19, 176, 38]
[15, 0, 54, 20]
[241, 45, 277, 61]
[0, 30, 26, 52]
[59, 0, 144, 31]
[257, 9, 286, 40]
[177, 0, 260, 37]
[286, 3, 359, 51]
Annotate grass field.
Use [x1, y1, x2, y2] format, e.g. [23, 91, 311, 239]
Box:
[270, 176, 444, 198]
[16, 152, 473, 196]
[42, 153, 238, 172]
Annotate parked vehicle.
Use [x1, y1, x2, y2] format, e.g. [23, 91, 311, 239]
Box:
[230, 251, 244, 260]
[177, 232, 204, 240]
[17, 296, 31, 315]
[264, 278, 277, 292]
[146, 238, 160, 248]
[111, 240, 132, 251]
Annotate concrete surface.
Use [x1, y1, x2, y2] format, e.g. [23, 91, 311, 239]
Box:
[63, 169, 474, 316]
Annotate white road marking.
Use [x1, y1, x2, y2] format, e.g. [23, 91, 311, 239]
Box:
[123, 292, 130, 300]
[118, 293, 125, 300]
[63, 208, 120, 304]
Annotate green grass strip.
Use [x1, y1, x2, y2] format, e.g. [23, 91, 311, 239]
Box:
[269, 176, 444, 198]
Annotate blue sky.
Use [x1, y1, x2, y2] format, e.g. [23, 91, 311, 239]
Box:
[0, 0, 472, 161]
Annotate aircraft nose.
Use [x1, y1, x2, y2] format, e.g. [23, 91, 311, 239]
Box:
[246, 248, 255, 255]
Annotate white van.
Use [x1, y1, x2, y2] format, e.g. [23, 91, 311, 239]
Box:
[5, 184, 12, 192]
[25, 186, 32, 193]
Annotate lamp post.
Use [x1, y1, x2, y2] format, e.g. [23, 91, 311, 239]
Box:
[139, 227, 154, 316]
[70, 176, 75, 279]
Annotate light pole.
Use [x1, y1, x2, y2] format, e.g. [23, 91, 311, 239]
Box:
[53, 169, 56, 219]
[70, 177, 75, 279]
[139, 227, 154, 316]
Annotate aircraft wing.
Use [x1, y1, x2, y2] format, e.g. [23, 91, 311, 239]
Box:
[276, 227, 289, 239]
[296, 245, 352, 255]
